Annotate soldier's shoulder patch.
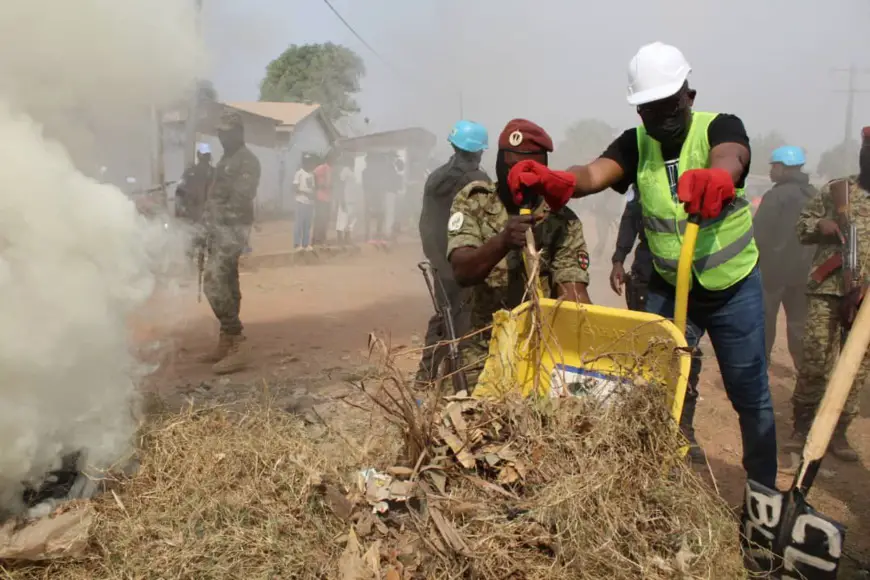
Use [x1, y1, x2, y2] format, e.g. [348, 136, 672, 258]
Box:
[578, 251, 590, 271]
[448, 212, 464, 232]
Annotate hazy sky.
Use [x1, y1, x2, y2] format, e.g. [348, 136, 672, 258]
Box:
[202, 0, 870, 165]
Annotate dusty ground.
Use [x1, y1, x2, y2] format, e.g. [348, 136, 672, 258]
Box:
[137, 218, 870, 576]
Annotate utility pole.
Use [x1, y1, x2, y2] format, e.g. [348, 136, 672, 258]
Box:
[832, 65, 870, 143]
[183, 0, 204, 169]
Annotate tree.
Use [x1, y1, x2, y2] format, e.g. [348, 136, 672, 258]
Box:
[749, 132, 788, 176]
[817, 140, 859, 179]
[259, 43, 365, 121]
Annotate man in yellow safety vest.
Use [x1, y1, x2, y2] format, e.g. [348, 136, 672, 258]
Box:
[507, 42, 776, 490]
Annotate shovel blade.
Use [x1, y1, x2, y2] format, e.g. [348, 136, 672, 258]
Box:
[742, 479, 845, 579]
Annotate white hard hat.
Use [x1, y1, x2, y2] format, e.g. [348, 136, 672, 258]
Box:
[626, 42, 692, 106]
[196, 142, 211, 155]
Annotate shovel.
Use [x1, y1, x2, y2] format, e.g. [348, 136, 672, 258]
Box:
[741, 298, 870, 577]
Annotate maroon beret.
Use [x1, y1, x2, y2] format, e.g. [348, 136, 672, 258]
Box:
[498, 119, 554, 153]
[862, 126, 870, 142]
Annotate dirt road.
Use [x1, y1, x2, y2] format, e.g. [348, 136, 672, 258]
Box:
[141, 218, 870, 574]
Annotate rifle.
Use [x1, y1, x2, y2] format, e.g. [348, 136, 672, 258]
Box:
[196, 240, 206, 303]
[417, 260, 468, 394]
[831, 179, 860, 343]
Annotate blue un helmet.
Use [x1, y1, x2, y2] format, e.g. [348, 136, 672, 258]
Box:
[770, 145, 806, 167]
[447, 120, 488, 153]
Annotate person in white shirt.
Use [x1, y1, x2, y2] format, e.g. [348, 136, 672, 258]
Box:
[293, 153, 316, 251]
[335, 154, 361, 246]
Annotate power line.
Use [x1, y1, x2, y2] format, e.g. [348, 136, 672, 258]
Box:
[320, 0, 417, 85]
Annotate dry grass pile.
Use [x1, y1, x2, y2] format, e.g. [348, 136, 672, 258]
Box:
[342, 358, 748, 579]
[1, 403, 365, 580]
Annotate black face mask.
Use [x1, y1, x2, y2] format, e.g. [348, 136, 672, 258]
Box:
[496, 150, 543, 214]
[218, 128, 243, 153]
[644, 111, 690, 148]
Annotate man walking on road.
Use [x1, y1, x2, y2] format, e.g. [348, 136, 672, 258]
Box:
[754, 146, 816, 369]
[508, 42, 777, 488]
[790, 128, 870, 462]
[200, 110, 261, 375]
[415, 120, 490, 384]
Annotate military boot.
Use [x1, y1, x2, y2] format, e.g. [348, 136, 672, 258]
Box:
[198, 333, 233, 364]
[212, 334, 249, 375]
[829, 423, 859, 462]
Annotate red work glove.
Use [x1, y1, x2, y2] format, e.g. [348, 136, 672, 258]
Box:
[677, 168, 735, 220]
[507, 160, 576, 211]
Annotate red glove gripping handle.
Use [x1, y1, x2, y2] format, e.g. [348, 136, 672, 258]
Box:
[507, 160, 577, 211]
[677, 168, 735, 220]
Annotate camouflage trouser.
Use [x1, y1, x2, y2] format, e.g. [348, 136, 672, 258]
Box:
[204, 225, 250, 336]
[793, 294, 870, 429]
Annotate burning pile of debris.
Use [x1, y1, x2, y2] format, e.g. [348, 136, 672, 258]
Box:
[0, 362, 745, 580]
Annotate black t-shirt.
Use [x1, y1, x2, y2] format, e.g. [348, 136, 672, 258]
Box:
[600, 114, 751, 195]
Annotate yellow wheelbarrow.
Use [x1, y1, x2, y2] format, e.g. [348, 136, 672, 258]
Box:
[472, 209, 701, 427]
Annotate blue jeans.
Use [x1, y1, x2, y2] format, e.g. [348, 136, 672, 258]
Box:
[294, 201, 313, 248]
[646, 266, 777, 488]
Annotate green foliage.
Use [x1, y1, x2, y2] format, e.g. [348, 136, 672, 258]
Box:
[748, 132, 788, 176]
[259, 43, 365, 122]
[817, 140, 859, 179]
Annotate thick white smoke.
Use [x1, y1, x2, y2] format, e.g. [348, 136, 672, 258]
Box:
[0, 0, 204, 513]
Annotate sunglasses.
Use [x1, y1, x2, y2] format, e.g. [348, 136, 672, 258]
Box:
[637, 88, 696, 118]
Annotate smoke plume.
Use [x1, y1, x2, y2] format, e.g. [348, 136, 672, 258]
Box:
[0, 0, 203, 514]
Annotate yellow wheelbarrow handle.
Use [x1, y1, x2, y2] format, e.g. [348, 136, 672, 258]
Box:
[674, 215, 700, 336]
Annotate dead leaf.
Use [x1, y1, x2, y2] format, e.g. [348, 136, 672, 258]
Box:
[463, 475, 519, 499]
[497, 466, 520, 485]
[386, 466, 415, 477]
[484, 453, 501, 467]
[387, 481, 415, 500]
[429, 506, 471, 556]
[338, 528, 374, 580]
[437, 425, 476, 469]
[363, 540, 381, 576]
[426, 470, 447, 495]
[385, 567, 401, 580]
[497, 446, 518, 463]
[513, 461, 528, 480]
[0, 504, 93, 561]
[355, 513, 375, 538]
[444, 402, 468, 439]
[323, 485, 355, 521]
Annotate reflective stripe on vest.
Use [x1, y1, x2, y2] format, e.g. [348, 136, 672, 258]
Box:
[636, 111, 758, 291]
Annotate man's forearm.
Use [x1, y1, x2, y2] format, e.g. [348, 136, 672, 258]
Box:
[450, 236, 509, 287]
[558, 282, 591, 304]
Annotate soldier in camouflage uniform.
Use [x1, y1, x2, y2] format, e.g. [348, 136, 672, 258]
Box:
[199, 110, 261, 375]
[447, 119, 592, 388]
[790, 127, 870, 461]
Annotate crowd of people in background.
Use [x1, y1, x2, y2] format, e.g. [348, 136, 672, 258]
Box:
[290, 149, 413, 251]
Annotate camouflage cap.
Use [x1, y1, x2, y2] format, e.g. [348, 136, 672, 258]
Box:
[217, 109, 243, 131]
